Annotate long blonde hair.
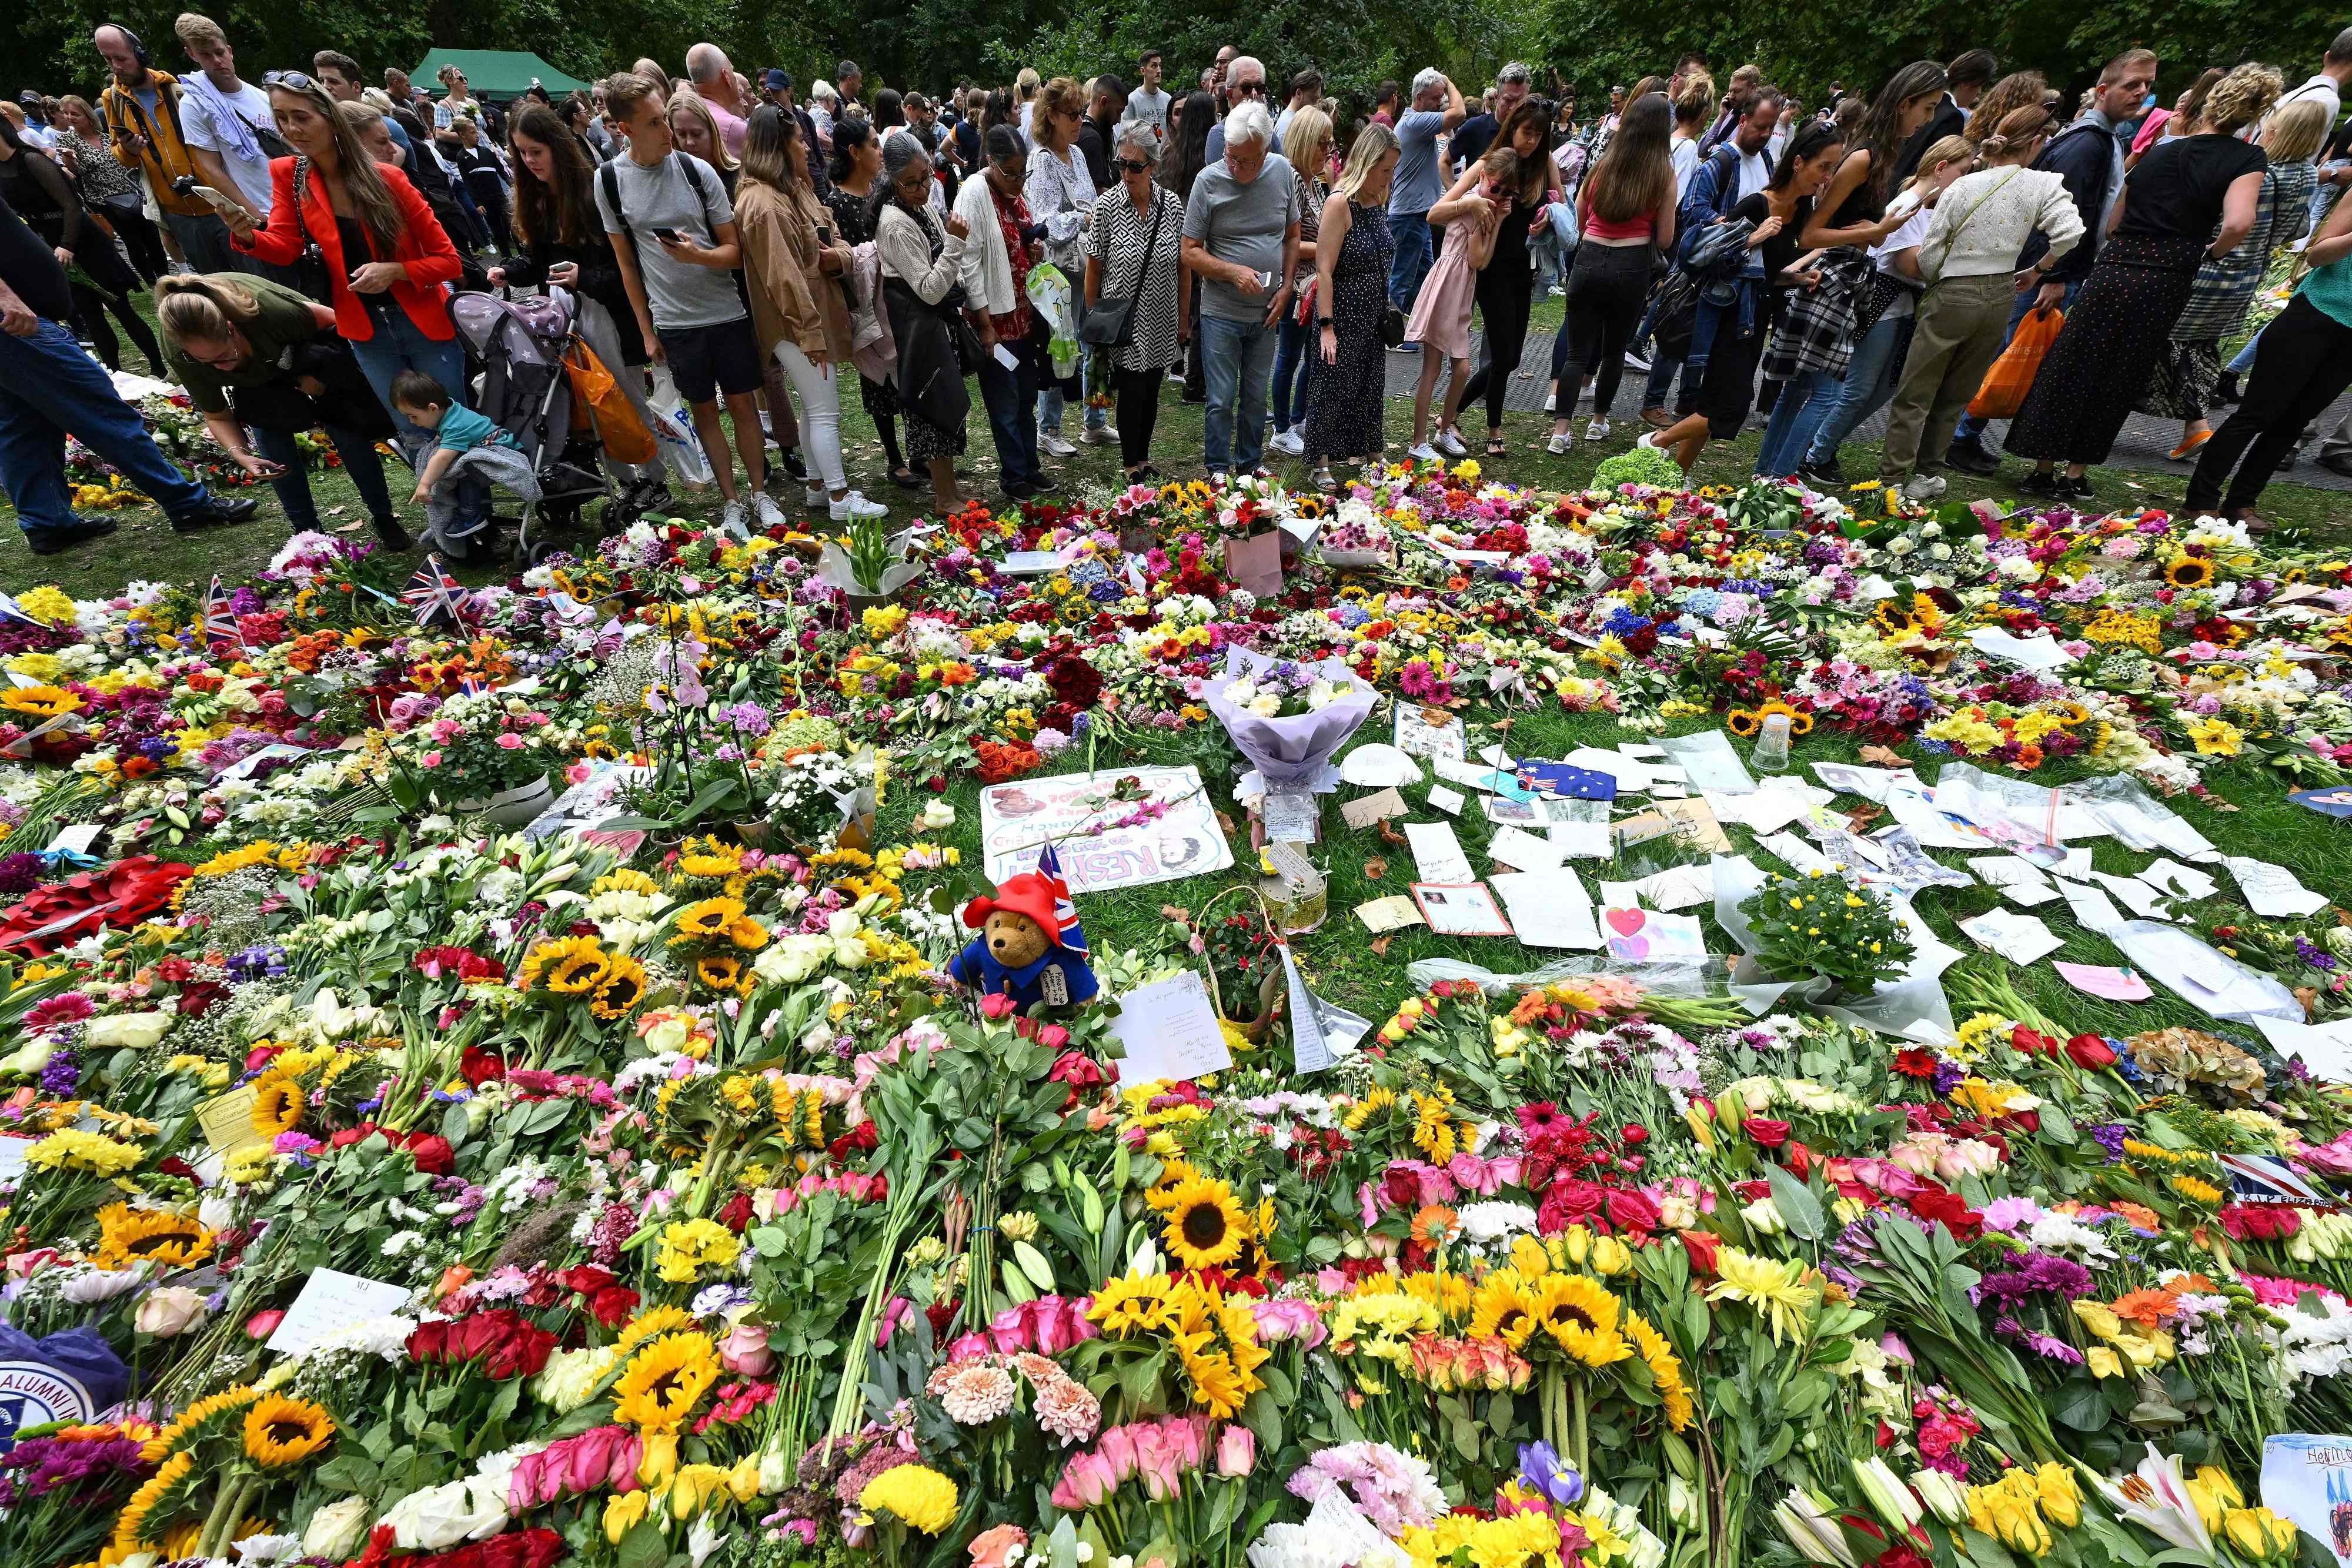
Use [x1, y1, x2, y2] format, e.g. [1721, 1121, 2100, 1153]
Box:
[2266, 99, 2331, 163]
[155, 273, 266, 347]
[1903, 133, 1977, 193]
[668, 88, 738, 172]
[270, 74, 404, 256]
[1335, 122, 1400, 203]
[1284, 106, 1333, 178]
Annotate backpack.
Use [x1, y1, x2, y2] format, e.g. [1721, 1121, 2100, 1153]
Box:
[598, 152, 719, 264]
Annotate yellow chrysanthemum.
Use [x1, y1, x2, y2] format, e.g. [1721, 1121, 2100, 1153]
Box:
[653, 1218, 743, 1284]
[1706, 1246, 1823, 1345]
[858, 1463, 958, 1534]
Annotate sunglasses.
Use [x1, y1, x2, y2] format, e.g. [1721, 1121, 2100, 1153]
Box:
[262, 70, 318, 93]
[1115, 156, 1152, 173]
[1231, 82, 1265, 95]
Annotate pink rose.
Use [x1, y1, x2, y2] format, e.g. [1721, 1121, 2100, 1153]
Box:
[719, 1320, 775, 1376]
[422, 751, 443, 768]
[495, 733, 525, 750]
[968, 1524, 1029, 1568]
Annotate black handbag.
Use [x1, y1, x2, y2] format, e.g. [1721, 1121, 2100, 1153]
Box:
[1379, 305, 1406, 349]
[282, 157, 339, 308]
[1080, 192, 1164, 347]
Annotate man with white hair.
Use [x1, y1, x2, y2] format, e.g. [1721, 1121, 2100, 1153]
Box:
[1387, 68, 1465, 334]
[1205, 55, 1267, 161]
[1181, 100, 1300, 478]
[684, 43, 749, 157]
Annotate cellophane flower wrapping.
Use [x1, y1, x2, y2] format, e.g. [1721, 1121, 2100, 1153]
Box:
[1207, 648, 1376, 791]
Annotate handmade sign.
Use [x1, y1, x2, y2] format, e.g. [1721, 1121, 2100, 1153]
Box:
[980, 766, 1232, 891]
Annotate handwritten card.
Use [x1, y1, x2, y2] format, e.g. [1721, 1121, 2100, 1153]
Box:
[1260, 790, 1319, 845]
[2226, 857, 2331, 918]
[1404, 821, 1474, 884]
[1107, 971, 1232, 1084]
[2054, 962, 2151, 1002]
[1426, 785, 1464, 816]
[1411, 882, 1515, 938]
[266, 1268, 416, 1356]
[1491, 871, 1602, 950]
[1395, 706, 1466, 762]
[196, 1084, 263, 1154]
[1959, 909, 2065, 966]
[1340, 788, 1408, 830]
[1355, 895, 1425, 934]
[1598, 907, 1706, 964]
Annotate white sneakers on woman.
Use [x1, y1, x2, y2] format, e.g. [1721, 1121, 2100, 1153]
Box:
[831, 491, 889, 520]
[1546, 430, 1574, 454]
[1268, 426, 1307, 457]
[1434, 427, 1468, 459]
[1040, 433, 1079, 458]
[1407, 442, 1441, 464]
[1586, 420, 1611, 442]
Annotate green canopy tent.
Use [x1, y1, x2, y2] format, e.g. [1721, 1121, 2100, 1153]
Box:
[407, 49, 592, 102]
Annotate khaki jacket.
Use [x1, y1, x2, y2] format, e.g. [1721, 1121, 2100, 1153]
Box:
[736, 179, 853, 363]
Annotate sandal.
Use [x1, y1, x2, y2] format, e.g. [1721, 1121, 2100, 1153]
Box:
[1311, 466, 1337, 493]
[1485, 437, 1508, 458]
[888, 466, 924, 492]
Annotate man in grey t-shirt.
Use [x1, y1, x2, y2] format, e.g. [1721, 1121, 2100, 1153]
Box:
[1180, 102, 1299, 477]
[1122, 49, 1171, 139]
[595, 70, 780, 538]
[1385, 68, 1465, 327]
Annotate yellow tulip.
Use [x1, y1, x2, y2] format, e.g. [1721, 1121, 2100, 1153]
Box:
[638, 1431, 679, 1488]
[728, 1455, 763, 1503]
[2072, 1300, 2122, 1341]
[604, 1490, 650, 1544]
[1562, 1225, 1592, 1266]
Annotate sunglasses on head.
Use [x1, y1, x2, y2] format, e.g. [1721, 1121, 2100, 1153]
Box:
[263, 70, 317, 92]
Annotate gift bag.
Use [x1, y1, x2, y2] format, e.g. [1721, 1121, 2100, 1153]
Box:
[1966, 305, 2063, 422]
[563, 340, 657, 467]
[644, 365, 716, 489]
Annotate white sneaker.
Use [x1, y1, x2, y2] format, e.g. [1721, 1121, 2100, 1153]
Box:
[1407, 442, 1441, 464]
[751, 492, 788, 531]
[1434, 427, 1468, 459]
[831, 490, 889, 520]
[1622, 349, 1652, 373]
[1635, 432, 1663, 452]
[1040, 433, 1078, 458]
[1902, 473, 1947, 502]
[1546, 430, 1574, 454]
[804, 485, 831, 509]
[1543, 392, 1557, 413]
[719, 499, 750, 539]
[1268, 428, 1306, 457]
[1586, 420, 1611, 442]
[1081, 426, 1120, 446]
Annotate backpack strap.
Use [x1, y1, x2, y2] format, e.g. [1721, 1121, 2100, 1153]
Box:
[673, 152, 719, 238]
[599, 158, 634, 263]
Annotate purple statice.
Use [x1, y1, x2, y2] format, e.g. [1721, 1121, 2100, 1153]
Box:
[692, 1283, 753, 1318]
[226, 943, 289, 982]
[2089, 1122, 2130, 1162]
[2297, 938, 2339, 972]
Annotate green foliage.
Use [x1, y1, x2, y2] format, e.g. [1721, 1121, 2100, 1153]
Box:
[1591, 444, 1685, 492]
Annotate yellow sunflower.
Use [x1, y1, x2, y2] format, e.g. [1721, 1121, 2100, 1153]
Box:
[1180, 1346, 1250, 1418]
[111, 1450, 193, 1548]
[613, 1332, 721, 1432]
[726, 916, 770, 951]
[93, 1203, 214, 1271]
[2166, 555, 2216, 589]
[1088, 1273, 1175, 1335]
[614, 1305, 700, 1355]
[248, 1072, 305, 1137]
[1625, 1310, 1695, 1430]
[542, 938, 612, 995]
[1527, 1274, 1633, 1368]
[672, 897, 748, 944]
[1161, 1175, 1249, 1271]
[242, 1393, 335, 1467]
[0, 685, 83, 721]
[591, 955, 649, 1019]
[1725, 707, 1762, 738]
[696, 954, 749, 992]
[1754, 700, 1815, 736]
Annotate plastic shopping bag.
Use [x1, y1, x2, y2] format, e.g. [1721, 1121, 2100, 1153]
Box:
[644, 365, 716, 489]
[562, 340, 657, 467]
[1966, 305, 2063, 422]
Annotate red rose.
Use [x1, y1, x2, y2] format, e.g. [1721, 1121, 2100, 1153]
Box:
[718, 1192, 755, 1233]
[588, 1285, 640, 1328]
[2009, 1025, 2057, 1057]
[1907, 1188, 1982, 1240]
[2064, 1034, 2118, 1070]
[461, 1046, 510, 1086]
[397, 1132, 456, 1175]
[1603, 1188, 1661, 1237]
[1743, 1117, 1792, 1148]
[245, 1308, 285, 1340]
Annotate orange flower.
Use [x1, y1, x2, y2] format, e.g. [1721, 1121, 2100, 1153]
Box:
[2109, 1201, 2163, 1231]
[1411, 1204, 1459, 1245]
[2110, 1289, 2179, 1329]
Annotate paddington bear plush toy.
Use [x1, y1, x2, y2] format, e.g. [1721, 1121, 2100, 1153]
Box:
[949, 867, 1099, 1011]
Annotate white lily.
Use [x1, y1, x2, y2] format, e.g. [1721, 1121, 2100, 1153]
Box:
[2090, 1444, 2213, 1557]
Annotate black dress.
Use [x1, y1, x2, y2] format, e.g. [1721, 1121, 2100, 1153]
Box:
[827, 185, 903, 427]
[1304, 199, 1396, 463]
[2007, 134, 2267, 467]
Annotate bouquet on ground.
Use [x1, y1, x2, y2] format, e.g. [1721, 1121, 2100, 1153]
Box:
[1206, 648, 1377, 791]
[1316, 499, 1395, 569]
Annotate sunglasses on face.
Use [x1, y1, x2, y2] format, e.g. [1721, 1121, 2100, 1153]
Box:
[1115, 157, 1152, 173]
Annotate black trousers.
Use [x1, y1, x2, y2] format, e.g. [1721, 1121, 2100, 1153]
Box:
[105, 205, 168, 284]
[2187, 295, 2352, 515]
[1559, 242, 1653, 418]
[1112, 363, 1164, 468]
[1454, 262, 1535, 430]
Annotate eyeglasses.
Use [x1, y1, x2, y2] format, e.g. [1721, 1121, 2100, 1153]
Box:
[1115, 157, 1152, 173]
[262, 71, 317, 92]
[1231, 81, 1265, 96]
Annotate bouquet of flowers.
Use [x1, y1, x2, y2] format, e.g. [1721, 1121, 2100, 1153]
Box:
[1206, 648, 1376, 790]
[1316, 500, 1395, 569]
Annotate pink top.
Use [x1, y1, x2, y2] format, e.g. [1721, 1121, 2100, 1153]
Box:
[1582, 209, 1656, 242]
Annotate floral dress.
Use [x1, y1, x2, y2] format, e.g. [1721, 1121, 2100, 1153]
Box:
[827, 185, 900, 423]
[1304, 200, 1396, 462]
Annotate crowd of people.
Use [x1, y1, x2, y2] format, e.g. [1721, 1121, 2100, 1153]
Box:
[5, 23, 2352, 561]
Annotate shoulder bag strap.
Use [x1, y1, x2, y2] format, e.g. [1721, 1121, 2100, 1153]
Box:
[599, 159, 634, 263]
[1923, 166, 2022, 279]
[1127, 189, 1166, 293]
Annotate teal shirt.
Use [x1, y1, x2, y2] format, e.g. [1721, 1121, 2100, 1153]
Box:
[435, 403, 517, 455]
[2299, 252, 2352, 333]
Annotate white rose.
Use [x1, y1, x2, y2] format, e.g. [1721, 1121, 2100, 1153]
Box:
[754, 934, 829, 984]
[303, 1500, 376, 1562]
[920, 800, 957, 830]
[135, 1285, 210, 1337]
[826, 910, 863, 941]
[381, 1480, 480, 1551]
[86, 1012, 172, 1050]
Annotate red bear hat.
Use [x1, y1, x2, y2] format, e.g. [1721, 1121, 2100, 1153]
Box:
[960, 870, 1064, 936]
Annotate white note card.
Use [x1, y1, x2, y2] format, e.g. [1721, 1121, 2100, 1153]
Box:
[1405, 821, 1475, 884]
[267, 1268, 416, 1356]
[1108, 971, 1232, 1085]
[1490, 870, 1602, 950]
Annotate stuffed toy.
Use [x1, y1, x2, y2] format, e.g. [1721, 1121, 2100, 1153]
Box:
[948, 865, 1099, 1011]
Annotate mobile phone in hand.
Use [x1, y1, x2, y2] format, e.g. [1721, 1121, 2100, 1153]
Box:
[653, 226, 685, 245]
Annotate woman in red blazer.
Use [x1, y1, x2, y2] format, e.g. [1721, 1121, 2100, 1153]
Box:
[225, 71, 465, 455]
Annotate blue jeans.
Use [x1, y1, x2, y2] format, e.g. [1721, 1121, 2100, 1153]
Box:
[1269, 314, 1314, 432]
[980, 327, 1047, 489]
[1805, 314, 1916, 466]
[1387, 210, 1433, 315]
[0, 317, 212, 539]
[349, 313, 469, 459]
[1952, 279, 2081, 446]
[254, 423, 395, 530]
[2227, 329, 2263, 376]
[1755, 367, 1840, 477]
[1038, 354, 1104, 434]
[1200, 313, 1279, 474]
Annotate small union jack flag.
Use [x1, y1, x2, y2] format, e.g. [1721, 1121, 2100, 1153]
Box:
[403, 554, 466, 630]
[1034, 840, 1088, 956]
[202, 575, 243, 656]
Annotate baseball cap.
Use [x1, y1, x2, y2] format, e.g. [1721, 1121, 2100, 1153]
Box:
[763, 68, 791, 91]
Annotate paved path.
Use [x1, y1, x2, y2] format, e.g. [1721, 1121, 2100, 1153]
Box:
[1380, 321, 2352, 494]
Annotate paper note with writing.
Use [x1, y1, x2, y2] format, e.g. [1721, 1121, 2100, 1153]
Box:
[1107, 971, 1232, 1084]
[1488, 825, 1566, 872]
[1426, 785, 1464, 815]
[1341, 788, 1408, 830]
[1812, 763, 1916, 804]
[1260, 790, 1319, 844]
[1395, 706, 1466, 762]
[1999, 880, 2062, 908]
[2059, 880, 2127, 936]
[0, 1134, 31, 1179]
[2226, 857, 2331, 918]
[2092, 871, 2173, 921]
[1281, 946, 1332, 1072]
[267, 1268, 416, 1356]
[1355, 895, 1425, 934]
[44, 823, 103, 857]
[981, 765, 1232, 891]
[1491, 871, 1602, 950]
[1615, 798, 1732, 853]
[998, 550, 1066, 575]
[1599, 906, 1706, 964]
[1959, 909, 2065, 966]
[1708, 778, 1828, 836]
[196, 1084, 263, 1154]
[1759, 831, 1838, 875]
[1404, 821, 1475, 884]
[1411, 882, 1515, 937]
[2053, 961, 2151, 1002]
[2250, 1015, 2352, 1082]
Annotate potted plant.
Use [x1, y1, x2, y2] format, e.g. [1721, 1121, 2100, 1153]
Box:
[383, 688, 566, 825]
[1733, 871, 1917, 1006]
[818, 517, 924, 613]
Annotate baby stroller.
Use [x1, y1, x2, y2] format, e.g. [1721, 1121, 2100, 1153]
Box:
[446, 287, 613, 566]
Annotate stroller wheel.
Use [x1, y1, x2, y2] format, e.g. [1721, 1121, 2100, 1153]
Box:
[523, 539, 566, 568]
